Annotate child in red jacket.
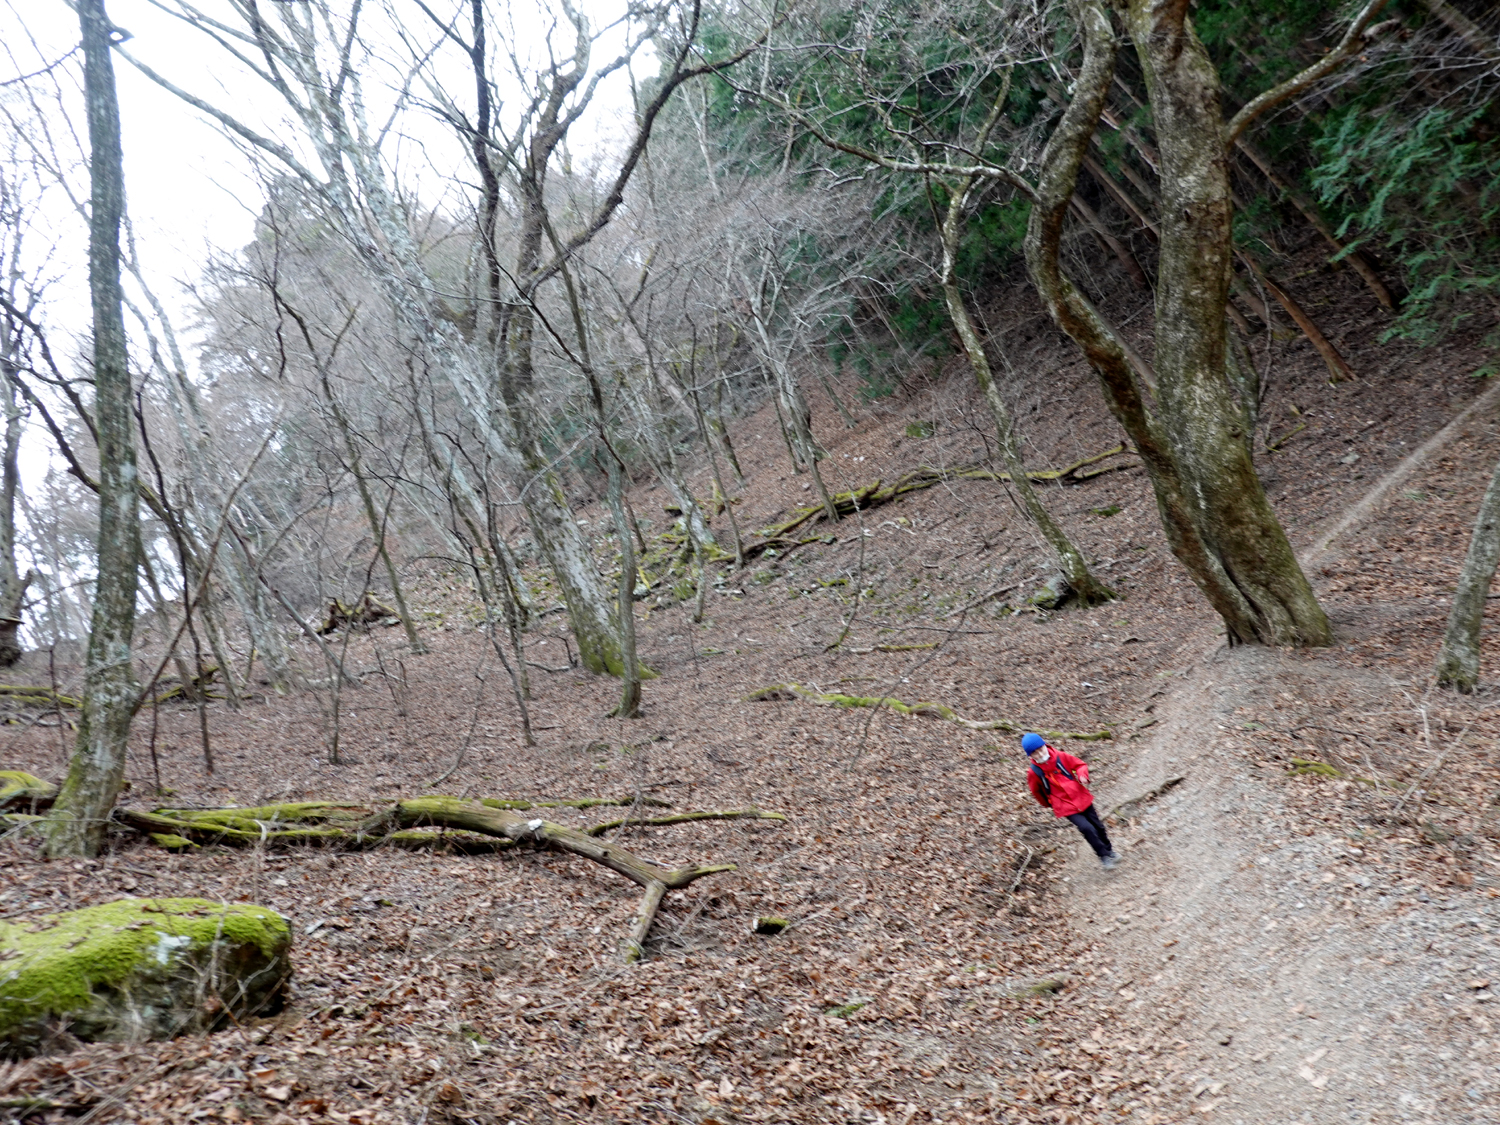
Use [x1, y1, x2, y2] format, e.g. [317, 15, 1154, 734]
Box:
[1021, 732, 1117, 868]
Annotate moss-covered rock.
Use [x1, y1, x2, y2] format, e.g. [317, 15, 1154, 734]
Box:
[0, 898, 290, 1057]
[1026, 573, 1073, 610]
[0, 772, 56, 812]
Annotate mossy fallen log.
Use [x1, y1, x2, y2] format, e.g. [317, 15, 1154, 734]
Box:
[118, 803, 380, 847]
[110, 793, 782, 962]
[317, 593, 400, 635]
[632, 447, 1137, 579]
[744, 682, 1112, 741]
[149, 665, 225, 705]
[0, 685, 79, 710]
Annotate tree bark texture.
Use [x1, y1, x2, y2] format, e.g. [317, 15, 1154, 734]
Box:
[1120, 0, 1329, 646]
[48, 0, 141, 858]
[1434, 452, 1500, 691]
[1024, 0, 1328, 647]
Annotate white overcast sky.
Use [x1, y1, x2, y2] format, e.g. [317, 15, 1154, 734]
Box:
[3, 0, 647, 348]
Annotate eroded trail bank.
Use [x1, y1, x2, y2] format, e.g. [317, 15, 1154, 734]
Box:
[1058, 643, 1499, 1124]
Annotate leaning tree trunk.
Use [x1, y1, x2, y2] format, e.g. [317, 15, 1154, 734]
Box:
[47, 0, 141, 858]
[1434, 452, 1500, 691]
[938, 177, 1112, 607]
[1024, 0, 1329, 647]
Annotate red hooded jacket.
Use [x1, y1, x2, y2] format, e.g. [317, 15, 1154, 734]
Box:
[1026, 746, 1095, 817]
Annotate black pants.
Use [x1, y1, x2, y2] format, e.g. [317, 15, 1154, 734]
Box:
[1065, 804, 1114, 859]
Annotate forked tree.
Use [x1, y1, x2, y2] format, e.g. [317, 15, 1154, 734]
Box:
[765, 0, 1390, 645]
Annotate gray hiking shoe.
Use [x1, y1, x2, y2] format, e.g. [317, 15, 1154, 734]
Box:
[1100, 853, 1119, 869]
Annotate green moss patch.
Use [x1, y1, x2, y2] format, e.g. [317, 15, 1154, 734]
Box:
[0, 898, 290, 1057]
[0, 772, 56, 811]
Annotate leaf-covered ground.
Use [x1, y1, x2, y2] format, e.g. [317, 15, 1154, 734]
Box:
[0, 256, 1497, 1123]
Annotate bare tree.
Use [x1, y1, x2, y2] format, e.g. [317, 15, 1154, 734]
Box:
[46, 0, 141, 858]
[124, 0, 770, 679]
[0, 167, 41, 665]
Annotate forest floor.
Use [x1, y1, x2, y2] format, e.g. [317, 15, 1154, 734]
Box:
[0, 255, 1499, 1124]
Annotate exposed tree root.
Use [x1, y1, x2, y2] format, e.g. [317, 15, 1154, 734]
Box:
[1106, 775, 1186, 821]
[744, 682, 1112, 741]
[108, 794, 783, 961]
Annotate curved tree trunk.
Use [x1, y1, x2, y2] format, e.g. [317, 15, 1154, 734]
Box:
[48, 0, 141, 858]
[1434, 452, 1500, 691]
[1023, 0, 1329, 647]
[937, 168, 1112, 607]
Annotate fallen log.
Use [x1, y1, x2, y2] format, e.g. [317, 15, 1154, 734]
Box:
[751, 446, 1136, 547]
[112, 795, 784, 962]
[744, 682, 1112, 741]
[318, 593, 400, 635]
[0, 685, 80, 709]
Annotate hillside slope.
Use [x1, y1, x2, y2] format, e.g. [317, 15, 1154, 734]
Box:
[0, 260, 1497, 1123]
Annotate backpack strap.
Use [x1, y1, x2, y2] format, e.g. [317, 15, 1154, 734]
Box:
[1031, 757, 1077, 800]
[1030, 762, 1050, 798]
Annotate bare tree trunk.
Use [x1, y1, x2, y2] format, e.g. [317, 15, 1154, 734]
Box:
[936, 149, 1112, 606]
[605, 458, 642, 719]
[47, 0, 140, 857]
[1233, 136, 1396, 310]
[1068, 195, 1150, 291]
[1435, 453, 1500, 691]
[1417, 0, 1500, 63]
[319, 377, 426, 654]
[0, 355, 33, 666]
[1237, 253, 1354, 382]
[688, 379, 743, 570]
[711, 372, 746, 485]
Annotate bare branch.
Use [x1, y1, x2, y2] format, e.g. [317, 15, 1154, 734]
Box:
[1225, 0, 1395, 146]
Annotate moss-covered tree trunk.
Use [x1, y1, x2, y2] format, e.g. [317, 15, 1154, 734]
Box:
[1024, 0, 1329, 647]
[1435, 451, 1500, 691]
[48, 0, 141, 858]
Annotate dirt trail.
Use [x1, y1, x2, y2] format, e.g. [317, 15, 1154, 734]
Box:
[1055, 405, 1500, 1124]
[1072, 646, 1494, 1124]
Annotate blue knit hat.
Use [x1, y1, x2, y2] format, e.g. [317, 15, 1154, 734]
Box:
[1021, 732, 1046, 754]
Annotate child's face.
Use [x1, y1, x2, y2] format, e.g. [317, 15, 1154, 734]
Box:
[1030, 745, 1050, 764]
